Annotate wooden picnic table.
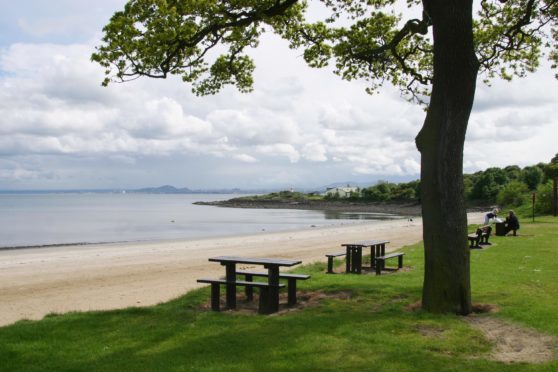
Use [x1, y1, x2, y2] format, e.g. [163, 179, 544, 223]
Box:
[341, 240, 390, 274]
[208, 256, 302, 313]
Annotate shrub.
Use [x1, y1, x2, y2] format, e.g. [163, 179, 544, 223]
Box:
[496, 181, 528, 208]
[535, 181, 554, 214]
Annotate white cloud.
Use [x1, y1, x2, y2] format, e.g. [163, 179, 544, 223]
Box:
[301, 142, 327, 162]
[0, 167, 42, 181]
[234, 154, 258, 163]
[403, 159, 421, 174]
[255, 144, 300, 163]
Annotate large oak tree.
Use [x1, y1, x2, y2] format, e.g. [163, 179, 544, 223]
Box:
[93, 0, 557, 314]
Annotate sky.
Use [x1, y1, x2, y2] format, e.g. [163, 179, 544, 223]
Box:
[0, 1, 557, 191]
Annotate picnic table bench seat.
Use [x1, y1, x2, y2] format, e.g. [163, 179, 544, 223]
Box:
[236, 271, 310, 305]
[374, 252, 404, 275]
[467, 225, 492, 248]
[325, 252, 347, 274]
[197, 278, 285, 314]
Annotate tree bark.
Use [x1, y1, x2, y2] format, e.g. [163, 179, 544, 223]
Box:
[416, 0, 479, 314]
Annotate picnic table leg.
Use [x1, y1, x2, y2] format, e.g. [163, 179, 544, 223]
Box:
[224, 263, 236, 309]
[355, 247, 362, 274]
[327, 256, 334, 274]
[245, 274, 254, 301]
[267, 266, 280, 313]
[345, 246, 351, 273]
[287, 278, 297, 306]
[374, 245, 381, 269]
[258, 287, 270, 314]
[211, 283, 220, 311]
[370, 246, 375, 269]
[351, 247, 356, 273]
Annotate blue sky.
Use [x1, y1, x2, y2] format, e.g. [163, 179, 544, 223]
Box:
[1, 1, 557, 190]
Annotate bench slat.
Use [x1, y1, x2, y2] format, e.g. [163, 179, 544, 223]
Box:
[326, 253, 346, 257]
[236, 271, 310, 280]
[326, 252, 346, 257]
[197, 279, 285, 288]
[376, 252, 405, 260]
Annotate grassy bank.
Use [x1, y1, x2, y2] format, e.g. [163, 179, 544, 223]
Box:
[1, 217, 557, 371]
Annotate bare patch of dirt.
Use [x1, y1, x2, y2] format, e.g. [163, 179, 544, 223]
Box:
[416, 324, 445, 337]
[329, 265, 412, 275]
[200, 290, 352, 315]
[404, 302, 499, 314]
[406, 301, 422, 312]
[472, 303, 500, 314]
[466, 316, 555, 364]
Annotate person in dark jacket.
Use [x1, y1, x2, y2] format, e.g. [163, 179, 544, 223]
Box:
[505, 210, 520, 236]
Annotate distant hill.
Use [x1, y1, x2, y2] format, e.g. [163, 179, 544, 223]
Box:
[132, 185, 191, 194]
[129, 185, 267, 194]
[0, 186, 266, 195]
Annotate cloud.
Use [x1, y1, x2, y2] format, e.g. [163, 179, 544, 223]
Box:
[473, 65, 557, 113]
[207, 108, 299, 146]
[233, 154, 258, 163]
[1, 13, 557, 189]
[0, 166, 42, 181]
[301, 142, 327, 162]
[255, 144, 300, 163]
[403, 159, 421, 174]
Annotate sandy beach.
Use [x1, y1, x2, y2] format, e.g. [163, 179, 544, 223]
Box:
[0, 213, 483, 327]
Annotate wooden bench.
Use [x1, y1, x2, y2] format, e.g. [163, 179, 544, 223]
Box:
[374, 252, 404, 275]
[467, 225, 492, 248]
[325, 252, 346, 274]
[236, 271, 310, 305]
[197, 279, 285, 314]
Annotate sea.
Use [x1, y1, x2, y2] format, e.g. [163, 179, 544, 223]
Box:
[0, 193, 403, 249]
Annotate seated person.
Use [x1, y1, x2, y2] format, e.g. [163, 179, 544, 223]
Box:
[483, 208, 499, 225]
[505, 210, 520, 236]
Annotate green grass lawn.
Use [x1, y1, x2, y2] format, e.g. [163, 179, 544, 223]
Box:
[1, 217, 557, 371]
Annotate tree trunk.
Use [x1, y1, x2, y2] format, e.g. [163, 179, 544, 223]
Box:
[416, 0, 479, 314]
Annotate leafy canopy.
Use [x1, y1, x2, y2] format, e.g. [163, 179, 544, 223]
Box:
[92, 0, 557, 103]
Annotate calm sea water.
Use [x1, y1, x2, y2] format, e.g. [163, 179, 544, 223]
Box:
[0, 193, 402, 248]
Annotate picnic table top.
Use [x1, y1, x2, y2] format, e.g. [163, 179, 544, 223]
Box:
[208, 256, 302, 267]
[341, 239, 390, 247]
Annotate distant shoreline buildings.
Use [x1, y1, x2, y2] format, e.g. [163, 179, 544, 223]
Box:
[324, 186, 359, 198]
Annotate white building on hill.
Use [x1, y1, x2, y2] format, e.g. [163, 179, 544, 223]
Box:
[324, 186, 359, 198]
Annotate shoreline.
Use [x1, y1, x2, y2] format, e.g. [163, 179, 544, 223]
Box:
[194, 199, 424, 216]
[0, 213, 484, 327]
[0, 218, 396, 251]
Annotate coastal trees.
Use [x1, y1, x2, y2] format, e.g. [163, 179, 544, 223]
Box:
[545, 153, 558, 216]
[469, 167, 509, 202]
[521, 166, 544, 190]
[93, 1, 558, 314]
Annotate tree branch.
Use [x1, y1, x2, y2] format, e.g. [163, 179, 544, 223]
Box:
[158, 0, 299, 75]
